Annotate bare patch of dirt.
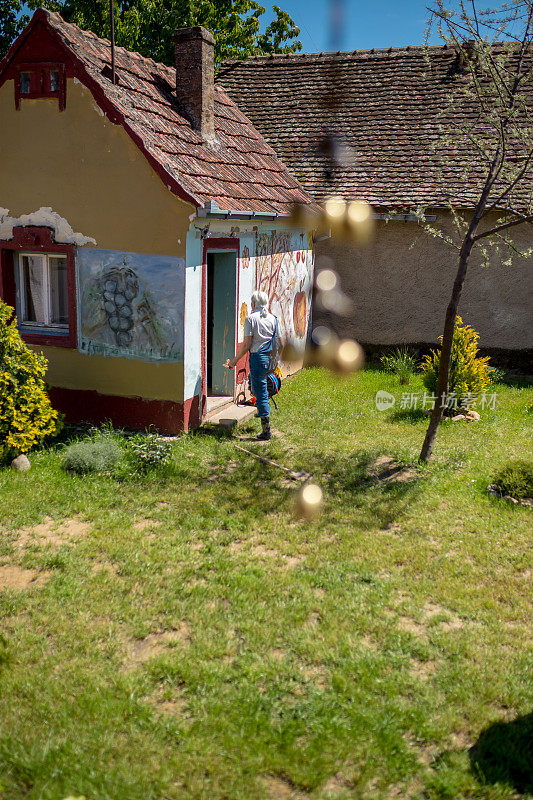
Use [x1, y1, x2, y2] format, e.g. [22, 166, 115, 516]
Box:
[382, 521, 402, 536]
[0, 565, 50, 590]
[321, 773, 353, 796]
[305, 611, 321, 629]
[300, 663, 328, 689]
[187, 578, 206, 589]
[92, 561, 121, 577]
[359, 635, 377, 651]
[147, 686, 190, 718]
[282, 555, 302, 569]
[249, 544, 278, 560]
[398, 616, 427, 636]
[370, 456, 417, 484]
[449, 730, 473, 750]
[403, 733, 439, 767]
[398, 601, 464, 636]
[124, 623, 190, 668]
[269, 648, 288, 661]
[314, 588, 326, 599]
[132, 518, 161, 532]
[422, 602, 464, 630]
[13, 516, 90, 548]
[409, 658, 439, 680]
[261, 774, 310, 799]
[385, 777, 425, 798]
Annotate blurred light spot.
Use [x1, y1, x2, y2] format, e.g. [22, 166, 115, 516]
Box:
[332, 339, 364, 374]
[324, 196, 346, 219]
[347, 201, 372, 224]
[295, 482, 323, 521]
[311, 326, 333, 346]
[319, 288, 353, 315]
[316, 269, 338, 292]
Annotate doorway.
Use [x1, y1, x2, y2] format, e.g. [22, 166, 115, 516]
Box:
[206, 250, 237, 397]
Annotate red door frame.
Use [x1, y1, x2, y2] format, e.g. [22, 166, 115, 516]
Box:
[201, 237, 240, 418]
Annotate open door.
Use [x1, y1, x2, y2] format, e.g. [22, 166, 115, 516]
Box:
[207, 251, 237, 396]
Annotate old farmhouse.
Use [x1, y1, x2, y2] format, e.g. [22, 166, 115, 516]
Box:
[0, 9, 316, 434]
[220, 48, 532, 357]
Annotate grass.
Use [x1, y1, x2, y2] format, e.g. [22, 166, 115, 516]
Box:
[0, 367, 531, 800]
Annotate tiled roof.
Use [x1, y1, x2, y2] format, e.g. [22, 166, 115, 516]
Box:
[218, 47, 532, 210]
[16, 10, 314, 214]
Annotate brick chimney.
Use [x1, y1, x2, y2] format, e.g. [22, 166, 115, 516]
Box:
[174, 26, 215, 141]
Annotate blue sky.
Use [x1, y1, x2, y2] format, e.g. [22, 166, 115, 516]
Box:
[19, 1, 503, 54]
[266, 0, 436, 52]
[263, 0, 509, 53]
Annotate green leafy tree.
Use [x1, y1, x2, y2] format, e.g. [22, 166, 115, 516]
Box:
[21, 0, 301, 67]
[417, 0, 533, 462]
[0, 300, 59, 460]
[0, 0, 28, 59]
[420, 316, 493, 406]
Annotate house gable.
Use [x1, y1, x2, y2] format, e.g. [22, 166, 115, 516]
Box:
[1, 9, 314, 215]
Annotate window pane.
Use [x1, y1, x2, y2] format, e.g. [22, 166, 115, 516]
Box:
[20, 72, 30, 94]
[50, 70, 60, 92]
[21, 256, 46, 323]
[49, 257, 68, 324]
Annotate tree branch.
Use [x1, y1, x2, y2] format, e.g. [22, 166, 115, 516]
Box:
[473, 212, 533, 241]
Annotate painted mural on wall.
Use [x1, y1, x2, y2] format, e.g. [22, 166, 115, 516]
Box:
[77, 248, 185, 361]
[255, 231, 313, 347]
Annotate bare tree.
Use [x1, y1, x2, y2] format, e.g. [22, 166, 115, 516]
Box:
[417, 0, 533, 462]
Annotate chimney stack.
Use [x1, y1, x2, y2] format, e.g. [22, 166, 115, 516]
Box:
[174, 26, 215, 141]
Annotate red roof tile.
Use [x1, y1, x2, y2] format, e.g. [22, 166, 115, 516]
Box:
[219, 47, 532, 211]
[5, 10, 314, 214]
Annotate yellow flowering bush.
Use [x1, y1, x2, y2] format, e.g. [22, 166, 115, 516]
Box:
[420, 316, 493, 405]
[0, 300, 59, 460]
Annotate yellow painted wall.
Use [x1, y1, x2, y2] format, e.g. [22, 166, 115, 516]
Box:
[0, 78, 195, 402]
[34, 346, 184, 401]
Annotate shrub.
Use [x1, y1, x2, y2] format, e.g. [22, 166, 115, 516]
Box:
[380, 348, 418, 385]
[0, 301, 59, 461]
[128, 433, 173, 471]
[492, 460, 533, 499]
[420, 316, 493, 406]
[62, 436, 123, 474]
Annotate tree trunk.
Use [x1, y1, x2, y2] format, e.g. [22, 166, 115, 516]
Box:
[419, 237, 474, 462]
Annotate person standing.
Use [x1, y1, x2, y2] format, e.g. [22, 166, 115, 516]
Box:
[225, 291, 277, 440]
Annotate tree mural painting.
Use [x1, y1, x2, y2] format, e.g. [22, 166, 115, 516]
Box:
[255, 232, 313, 345]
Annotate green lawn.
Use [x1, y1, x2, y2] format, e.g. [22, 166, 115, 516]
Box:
[0, 367, 531, 800]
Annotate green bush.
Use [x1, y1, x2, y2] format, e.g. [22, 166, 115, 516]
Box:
[492, 460, 533, 499]
[62, 436, 123, 474]
[128, 433, 173, 471]
[380, 348, 418, 385]
[0, 300, 59, 461]
[420, 316, 493, 405]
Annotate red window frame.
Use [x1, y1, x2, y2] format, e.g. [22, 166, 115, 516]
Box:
[0, 226, 77, 348]
[15, 62, 66, 110]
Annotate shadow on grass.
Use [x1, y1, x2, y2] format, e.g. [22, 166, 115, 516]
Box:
[388, 409, 429, 424]
[307, 449, 424, 530]
[469, 712, 533, 794]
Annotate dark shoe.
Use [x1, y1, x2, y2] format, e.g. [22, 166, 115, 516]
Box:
[257, 417, 271, 440]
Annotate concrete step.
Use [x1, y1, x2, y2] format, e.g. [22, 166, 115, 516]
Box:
[204, 395, 234, 419]
[205, 402, 256, 429]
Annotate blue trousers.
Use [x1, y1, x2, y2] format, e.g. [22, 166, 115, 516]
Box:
[249, 351, 270, 418]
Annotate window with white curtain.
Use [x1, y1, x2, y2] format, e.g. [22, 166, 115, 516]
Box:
[18, 253, 69, 328]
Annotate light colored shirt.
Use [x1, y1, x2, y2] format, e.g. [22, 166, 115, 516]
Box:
[244, 309, 277, 353]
